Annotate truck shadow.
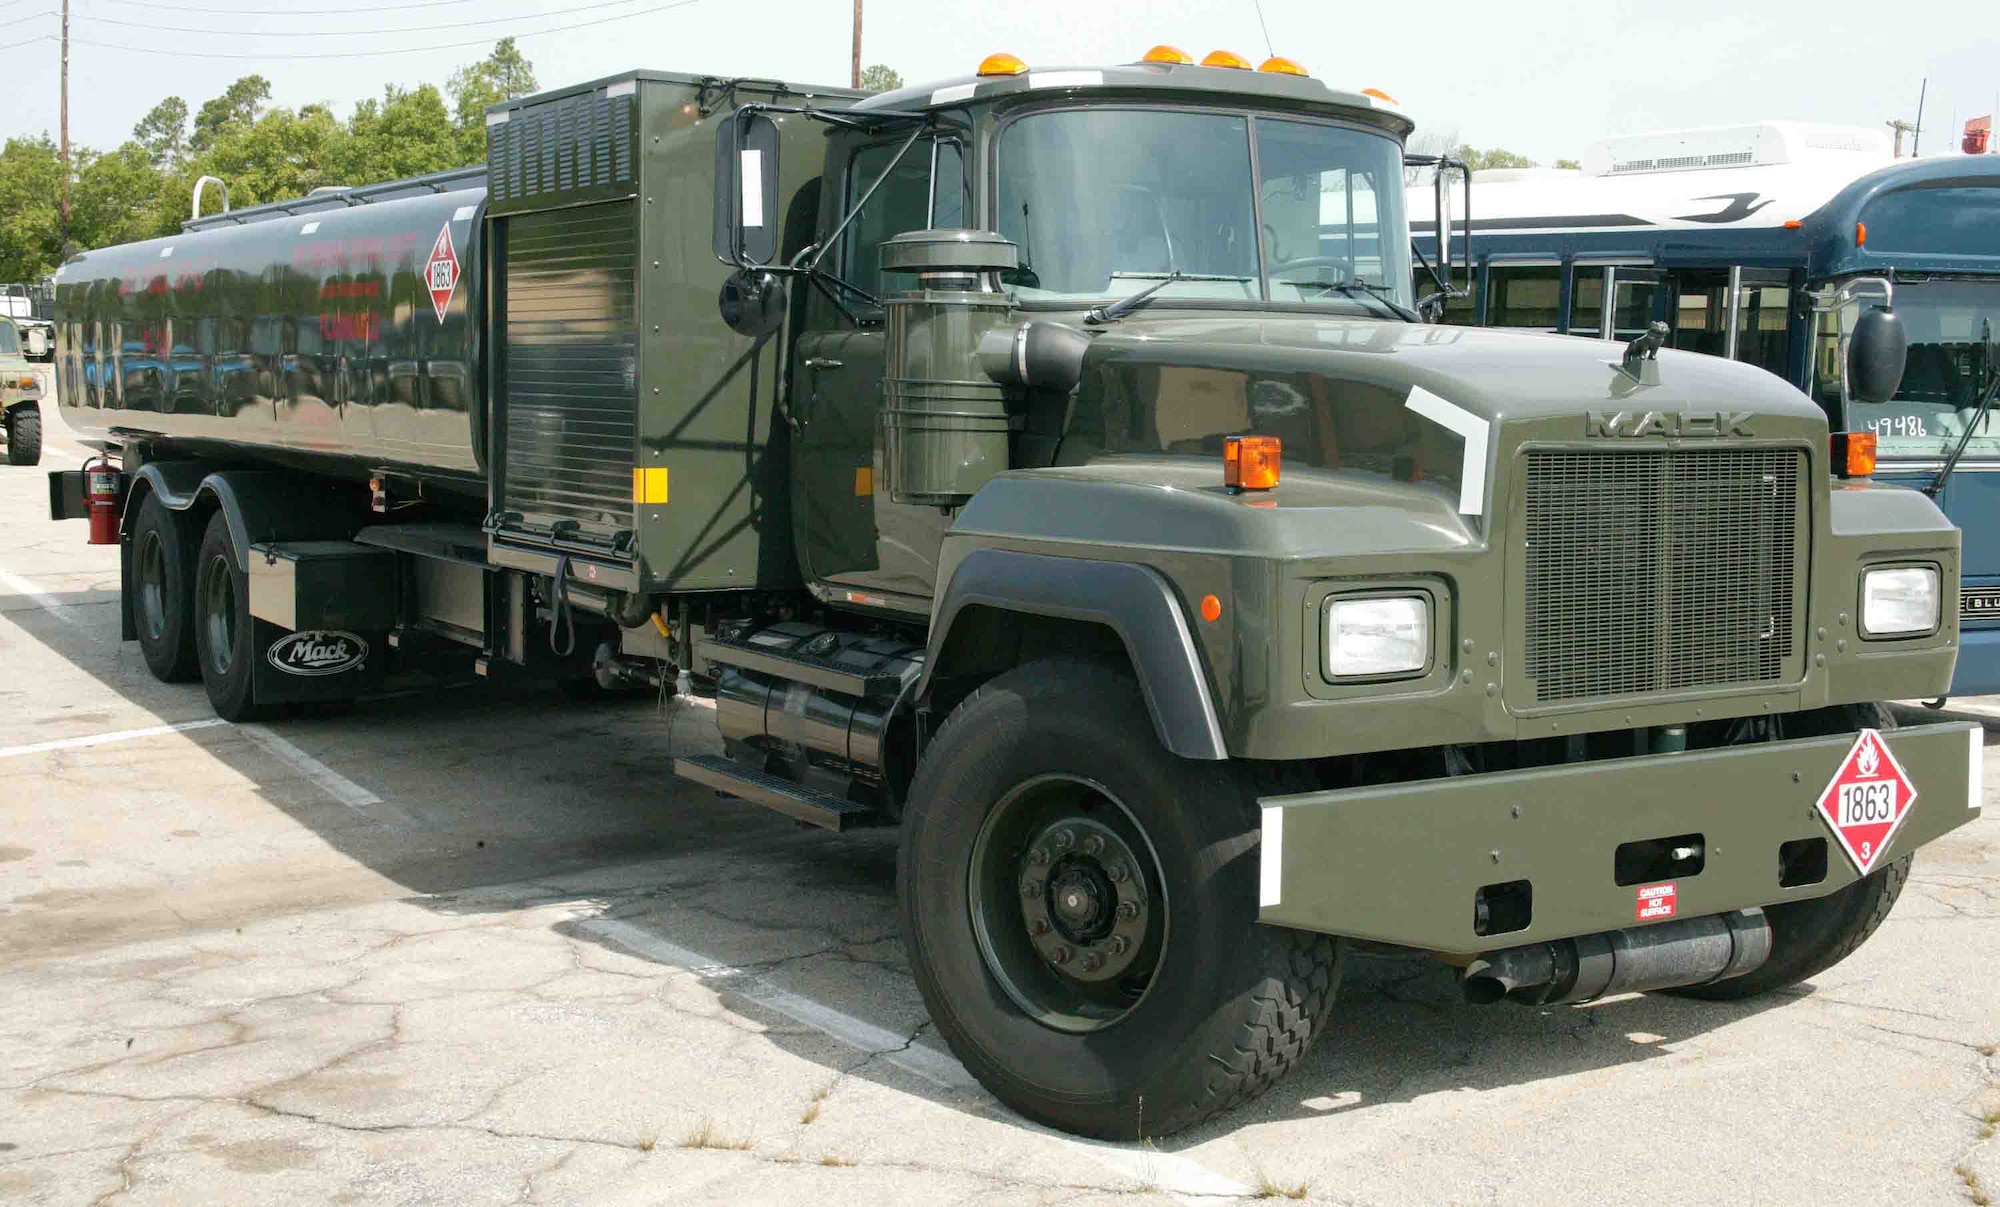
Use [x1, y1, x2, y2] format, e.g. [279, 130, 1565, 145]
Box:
[1, 584, 1977, 1150]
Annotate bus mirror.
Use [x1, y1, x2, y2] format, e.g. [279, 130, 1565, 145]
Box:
[1849, 305, 1908, 405]
[713, 112, 782, 267]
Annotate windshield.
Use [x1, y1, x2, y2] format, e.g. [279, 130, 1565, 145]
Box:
[997, 108, 1412, 317]
[1815, 279, 2000, 459]
[0, 321, 18, 356]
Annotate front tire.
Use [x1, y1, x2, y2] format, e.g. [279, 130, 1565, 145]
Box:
[5, 405, 41, 466]
[899, 659, 1340, 1139]
[130, 493, 198, 682]
[193, 511, 265, 722]
[1669, 856, 1910, 1000]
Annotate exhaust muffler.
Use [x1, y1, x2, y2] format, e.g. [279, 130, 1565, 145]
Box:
[1462, 909, 1771, 1006]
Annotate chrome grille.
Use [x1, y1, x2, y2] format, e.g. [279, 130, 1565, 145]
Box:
[1523, 448, 1804, 703]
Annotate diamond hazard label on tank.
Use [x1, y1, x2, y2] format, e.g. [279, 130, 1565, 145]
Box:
[1815, 728, 1918, 875]
[425, 223, 460, 322]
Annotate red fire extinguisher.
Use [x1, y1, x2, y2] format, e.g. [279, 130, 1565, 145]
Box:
[83, 454, 122, 546]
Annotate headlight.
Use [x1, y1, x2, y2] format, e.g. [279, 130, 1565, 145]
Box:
[1861, 566, 1939, 637]
[1326, 594, 1430, 677]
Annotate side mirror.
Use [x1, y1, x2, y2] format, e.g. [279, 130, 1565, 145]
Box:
[1849, 305, 1908, 405]
[712, 112, 782, 267]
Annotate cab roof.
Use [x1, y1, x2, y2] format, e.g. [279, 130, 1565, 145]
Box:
[852, 61, 1414, 137]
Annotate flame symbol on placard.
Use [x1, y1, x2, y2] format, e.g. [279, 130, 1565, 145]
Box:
[1857, 735, 1881, 778]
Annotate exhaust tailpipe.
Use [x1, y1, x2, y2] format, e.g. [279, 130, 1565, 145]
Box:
[1462, 909, 1771, 1006]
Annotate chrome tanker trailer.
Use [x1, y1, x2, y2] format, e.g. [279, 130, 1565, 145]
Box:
[45, 57, 1980, 1141]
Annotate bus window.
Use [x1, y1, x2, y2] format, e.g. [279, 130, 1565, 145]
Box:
[1816, 279, 2000, 460]
[1487, 266, 1561, 331]
[1672, 270, 1792, 379]
[1570, 268, 1604, 336]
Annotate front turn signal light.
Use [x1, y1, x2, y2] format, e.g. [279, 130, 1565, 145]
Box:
[1201, 49, 1252, 69]
[977, 52, 1028, 77]
[1142, 44, 1193, 65]
[1833, 430, 1877, 478]
[1224, 435, 1281, 490]
[1258, 56, 1308, 76]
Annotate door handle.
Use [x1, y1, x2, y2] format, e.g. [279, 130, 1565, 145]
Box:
[804, 357, 844, 370]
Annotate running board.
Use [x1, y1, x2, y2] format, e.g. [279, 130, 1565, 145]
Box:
[695, 636, 904, 698]
[672, 755, 874, 832]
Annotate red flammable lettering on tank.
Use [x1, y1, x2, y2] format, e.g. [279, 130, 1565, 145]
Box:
[319, 313, 379, 341]
[294, 235, 416, 272]
[320, 281, 383, 300]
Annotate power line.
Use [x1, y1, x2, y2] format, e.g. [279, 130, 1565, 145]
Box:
[87, 0, 657, 38]
[99, 0, 480, 12]
[0, 32, 53, 50]
[68, 0, 701, 59]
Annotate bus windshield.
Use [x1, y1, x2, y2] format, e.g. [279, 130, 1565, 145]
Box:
[1816, 279, 2000, 459]
[997, 108, 1413, 318]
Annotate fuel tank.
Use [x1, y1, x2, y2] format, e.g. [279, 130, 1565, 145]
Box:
[52, 172, 487, 493]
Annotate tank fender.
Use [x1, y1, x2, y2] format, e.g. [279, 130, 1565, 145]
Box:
[921, 548, 1228, 760]
[131, 465, 365, 566]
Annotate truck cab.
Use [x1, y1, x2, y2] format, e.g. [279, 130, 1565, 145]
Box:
[0, 317, 42, 465]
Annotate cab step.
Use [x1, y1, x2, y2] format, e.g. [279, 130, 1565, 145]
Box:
[672, 754, 874, 832]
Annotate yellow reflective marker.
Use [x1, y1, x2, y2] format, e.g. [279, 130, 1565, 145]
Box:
[632, 467, 669, 504]
[855, 466, 874, 497]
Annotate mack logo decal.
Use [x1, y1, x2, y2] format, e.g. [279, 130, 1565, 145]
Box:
[1585, 410, 1754, 438]
[268, 630, 368, 677]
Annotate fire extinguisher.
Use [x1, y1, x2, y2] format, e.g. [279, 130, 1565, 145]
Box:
[83, 454, 122, 546]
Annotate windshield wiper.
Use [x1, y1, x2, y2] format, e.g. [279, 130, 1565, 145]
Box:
[1085, 272, 1185, 325]
[1927, 349, 2000, 499]
[1311, 280, 1420, 323]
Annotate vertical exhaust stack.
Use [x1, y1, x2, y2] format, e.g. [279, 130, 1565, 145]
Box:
[879, 230, 1019, 506]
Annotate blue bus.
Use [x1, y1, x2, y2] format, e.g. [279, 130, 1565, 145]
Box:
[1414, 122, 2000, 695]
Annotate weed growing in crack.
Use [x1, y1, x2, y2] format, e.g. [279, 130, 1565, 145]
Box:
[680, 1119, 752, 1151]
[637, 1128, 660, 1153]
[1253, 1169, 1310, 1200]
[801, 1078, 837, 1125]
[818, 1154, 855, 1167]
[1959, 1163, 1991, 1207]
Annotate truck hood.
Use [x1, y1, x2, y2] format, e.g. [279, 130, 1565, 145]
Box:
[1077, 311, 1823, 426]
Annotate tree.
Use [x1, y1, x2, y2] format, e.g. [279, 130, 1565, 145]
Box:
[447, 38, 538, 162]
[857, 64, 902, 94]
[133, 98, 190, 171]
[1454, 145, 1535, 172]
[343, 84, 463, 183]
[191, 76, 272, 154]
[0, 136, 66, 280]
[1554, 158, 1581, 170]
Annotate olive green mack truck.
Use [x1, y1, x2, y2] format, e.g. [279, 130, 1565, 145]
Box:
[46, 48, 1981, 1138]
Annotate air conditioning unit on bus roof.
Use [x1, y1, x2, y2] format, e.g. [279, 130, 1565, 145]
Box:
[1581, 122, 1893, 177]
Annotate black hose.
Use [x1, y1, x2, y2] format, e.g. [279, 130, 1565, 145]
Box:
[547, 555, 576, 658]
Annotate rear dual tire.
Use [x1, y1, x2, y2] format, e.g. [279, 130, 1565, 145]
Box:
[899, 659, 1340, 1139]
[131, 493, 199, 682]
[193, 510, 264, 722]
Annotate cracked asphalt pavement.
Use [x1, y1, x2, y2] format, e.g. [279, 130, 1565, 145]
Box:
[3, 401, 1998, 1206]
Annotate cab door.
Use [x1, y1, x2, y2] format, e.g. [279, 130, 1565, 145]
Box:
[792, 137, 967, 597]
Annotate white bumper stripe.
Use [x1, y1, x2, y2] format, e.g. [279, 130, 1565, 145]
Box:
[1259, 805, 1284, 907]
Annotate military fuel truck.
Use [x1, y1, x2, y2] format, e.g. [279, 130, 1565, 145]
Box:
[1, 317, 43, 465]
[47, 51, 1983, 1139]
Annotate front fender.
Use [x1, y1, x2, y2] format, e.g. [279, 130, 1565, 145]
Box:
[921, 548, 1229, 760]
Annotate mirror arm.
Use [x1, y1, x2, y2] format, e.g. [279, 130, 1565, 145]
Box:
[803, 120, 933, 274]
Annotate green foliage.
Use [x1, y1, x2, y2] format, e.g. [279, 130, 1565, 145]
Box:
[0, 42, 536, 282]
[1554, 157, 1582, 170]
[857, 64, 903, 94]
[1454, 145, 1537, 172]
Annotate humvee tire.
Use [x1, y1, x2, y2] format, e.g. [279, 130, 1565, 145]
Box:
[130, 492, 199, 682]
[899, 658, 1340, 1139]
[4, 405, 39, 466]
[194, 510, 266, 722]
[1667, 856, 1910, 1000]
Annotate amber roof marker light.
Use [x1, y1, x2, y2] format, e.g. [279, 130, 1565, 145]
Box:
[977, 52, 1028, 77]
[1224, 435, 1282, 491]
[1142, 45, 1194, 65]
[1360, 87, 1400, 105]
[1201, 49, 1252, 69]
[1258, 56, 1308, 76]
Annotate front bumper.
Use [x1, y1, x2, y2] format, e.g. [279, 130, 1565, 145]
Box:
[1258, 722, 1982, 954]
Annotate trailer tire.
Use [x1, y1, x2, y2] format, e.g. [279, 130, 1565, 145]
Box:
[193, 510, 265, 722]
[130, 492, 199, 682]
[898, 658, 1341, 1140]
[4, 405, 40, 466]
[1667, 855, 1911, 1001]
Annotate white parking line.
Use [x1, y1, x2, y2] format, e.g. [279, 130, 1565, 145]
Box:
[0, 567, 92, 628]
[0, 718, 228, 760]
[238, 723, 420, 831]
[579, 916, 1253, 1202]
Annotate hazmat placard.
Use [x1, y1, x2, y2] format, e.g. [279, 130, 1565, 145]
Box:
[426, 224, 461, 322]
[1814, 729, 1918, 875]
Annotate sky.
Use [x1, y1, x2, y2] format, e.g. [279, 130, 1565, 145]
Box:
[3, 0, 1997, 166]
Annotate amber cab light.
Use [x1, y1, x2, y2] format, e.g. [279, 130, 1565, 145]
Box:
[1201, 49, 1252, 69]
[1143, 44, 1193, 65]
[1833, 431, 1878, 478]
[1361, 87, 1399, 105]
[1224, 435, 1282, 490]
[977, 52, 1028, 77]
[1856, 221, 1868, 247]
[1258, 56, 1308, 76]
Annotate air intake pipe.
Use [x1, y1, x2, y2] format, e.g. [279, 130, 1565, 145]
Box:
[1462, 909, 1771, 1006]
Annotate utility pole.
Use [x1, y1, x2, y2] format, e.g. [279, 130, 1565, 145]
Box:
[1887, 119, 1916, 158]
[850, 0, 862, 90]
[59, 0, 70, 244]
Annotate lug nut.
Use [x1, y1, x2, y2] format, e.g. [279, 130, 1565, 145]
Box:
[1115, 901, 1139, 920]
[1023, 879, 1043, 898]
[1109, 935, 1130, 955]
[1029, 848, 1050, 865]
[1081, 834, 1104, 855]
[1052, 828, 1076, 850]
[1106, 865, 1128, 883]
[1029, 919, 1049, 937]
[1050, 945, 1072, 965]
[1079, 952, 1103, 973]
